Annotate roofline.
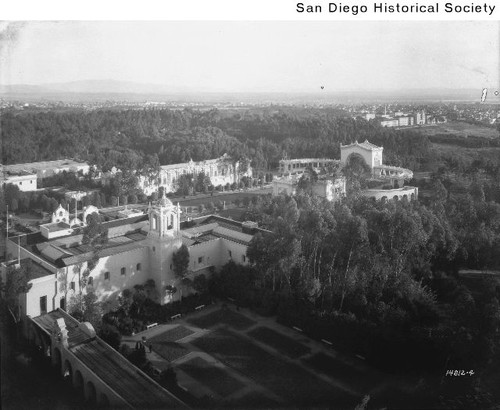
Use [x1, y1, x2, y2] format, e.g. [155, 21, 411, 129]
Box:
[31, 309, 189, 409]
[340, 140, 383, 151]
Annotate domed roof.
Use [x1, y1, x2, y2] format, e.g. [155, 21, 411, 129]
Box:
[158, 191, 173, 207]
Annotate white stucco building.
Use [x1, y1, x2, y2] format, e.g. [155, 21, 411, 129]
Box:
[4, 193, 267, 318]
[272, 176, 346, 203]
[2, 171, 38, 191]
[278, 158, 339, 176]
[139, 154, 252, 195]
[274, 141, 416, 203]
[2, 159, 90, 180]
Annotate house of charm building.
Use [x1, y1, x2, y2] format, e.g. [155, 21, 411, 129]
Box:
[139, 154, 252, 195]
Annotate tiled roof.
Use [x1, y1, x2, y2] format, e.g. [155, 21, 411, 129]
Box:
[3, 159, 89, 174]
[20, 259, 54, 280]
[37, 243, 73, 262]
[182, 223, 219, 238]
[32, 309, 93, 348]
[212, 226, 253, 245]
[73, 340, 187, 408]
[61, 242, 147, 266]
[32, 309, 188, 409]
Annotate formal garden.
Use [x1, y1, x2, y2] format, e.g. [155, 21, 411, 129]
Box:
[94, 277, 389, 409]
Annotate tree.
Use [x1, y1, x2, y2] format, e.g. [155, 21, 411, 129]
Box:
[128, 194, 138, 204]
[4, 184, 21, 211]
[81, 214, 109, 294]
[172, 245, 190, 280]
[117, 288, 133, 316]
[0, 262, 33, 322]
[192, 274, 208, 294]
[195, 172, 211, 194]
[10, 198, 18, 213]
[68, 291, 103, 332]
[247, 219, 302, 293]
[99, 323, 122, 350]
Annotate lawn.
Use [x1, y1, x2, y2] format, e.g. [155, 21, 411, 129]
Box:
[188, 308, 256, 331]
[248, 326, 310, 359]
[148, 326, 194, 362]
[149, 326, 194, 343]
[224, 391, 280, 409]
[192, 328, 357, 407]
[305, 352, 378, 393]
[415, 122, 499, 139]
[177, 356, 245, 398]
[151, 342, 189, 362]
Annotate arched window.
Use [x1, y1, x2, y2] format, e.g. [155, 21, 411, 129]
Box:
[152, 215, 157, 230]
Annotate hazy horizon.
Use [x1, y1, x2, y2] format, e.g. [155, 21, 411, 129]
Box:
[1, 21, 499, 95]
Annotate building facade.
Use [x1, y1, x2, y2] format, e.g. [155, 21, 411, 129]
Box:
[2, 159, 90, 180]
[273, 141, 415, 203]
[272, 175, 346, 203]
[2, 171, 38, 191]
[139, 154, 252, 195]
[5, 194, 266, 318]
[278, 158, 339, 176]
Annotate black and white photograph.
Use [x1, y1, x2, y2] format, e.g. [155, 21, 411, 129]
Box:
[1, 10, 500, 410]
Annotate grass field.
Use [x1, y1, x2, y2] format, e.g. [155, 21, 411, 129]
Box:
[414, 122, 499, 139]
[305, 352, 378, 392]
[187, 309, 256, 331]
[178, 356, 245, 397]
[431, 143, 500, 167]
[151, 342, 189, 362]
[149, 326, 195, 362]
[248, 326, 310, 359]
[149, 326, 194, 343]
[192, 328, 356, 407]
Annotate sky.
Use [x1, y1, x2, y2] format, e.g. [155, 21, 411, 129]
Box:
[0, 21, 498, 93]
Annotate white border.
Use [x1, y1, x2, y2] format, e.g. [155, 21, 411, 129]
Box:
[1, 0, 499, 21]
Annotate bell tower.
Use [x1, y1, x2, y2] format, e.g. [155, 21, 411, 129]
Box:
[147, 192, 183, 304]
[148, 191, 181, 239]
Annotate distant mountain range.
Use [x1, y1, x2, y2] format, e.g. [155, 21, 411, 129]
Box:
[0, 80, 485, 103]
[0, 80, 194, 95]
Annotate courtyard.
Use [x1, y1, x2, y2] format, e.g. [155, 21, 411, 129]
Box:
[122, 303, 392, 409]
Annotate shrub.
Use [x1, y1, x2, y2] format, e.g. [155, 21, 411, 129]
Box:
[99, 323, 122, 350]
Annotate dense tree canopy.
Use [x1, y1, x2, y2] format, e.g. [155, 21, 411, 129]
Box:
[1, 108, 435, 173]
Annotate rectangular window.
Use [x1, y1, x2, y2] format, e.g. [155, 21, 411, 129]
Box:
[228, 250, 232, 258]
[198, 256, 204, 264]
[121, 267, 126, 276]
[40, 296, 47, 315]
[242, 255, 246, 263]
[70, 281, 75, 291]
[105, 271, 110, 280]
[136, 263, 141, 271]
